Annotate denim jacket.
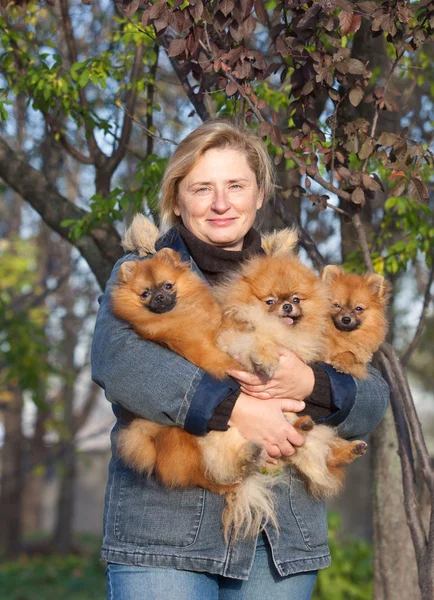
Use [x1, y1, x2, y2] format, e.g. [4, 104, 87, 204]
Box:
[91, 229, 389, 580]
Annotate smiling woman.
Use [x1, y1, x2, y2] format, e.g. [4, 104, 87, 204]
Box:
[174, 148, 264, 250]
[91, 119, 390, 600]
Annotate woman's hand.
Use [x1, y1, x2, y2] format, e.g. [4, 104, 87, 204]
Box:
[227, 348, 315, 402]
[228, 392, 306, 459]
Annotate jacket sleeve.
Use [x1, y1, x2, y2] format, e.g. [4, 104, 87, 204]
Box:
[91, 255, 240, 436]
[315, 363, 389, 439]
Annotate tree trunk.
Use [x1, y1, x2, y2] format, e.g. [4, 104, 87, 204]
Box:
[371, 408, 420, 599]
[0, 388, 24, 557]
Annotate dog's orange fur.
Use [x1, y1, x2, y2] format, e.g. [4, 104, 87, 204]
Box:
[112, 245, 371, 505]
[112, 249, 242, 379]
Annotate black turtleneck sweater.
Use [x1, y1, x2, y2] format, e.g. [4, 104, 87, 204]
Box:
[176, 224, 333, 430]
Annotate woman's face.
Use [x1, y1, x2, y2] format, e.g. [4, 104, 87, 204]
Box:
[175, 148, 264, 251]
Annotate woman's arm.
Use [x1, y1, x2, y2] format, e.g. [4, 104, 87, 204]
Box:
[228, 350, 390, 439]
[91, 255, 239, 436]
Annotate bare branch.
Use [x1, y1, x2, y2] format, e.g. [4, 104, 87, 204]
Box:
[273, 195, 326, 271]
[44, 114, 94, 165]
[376, 351, 427, 562]
[352, 213, 375, 272]
[402, 261, 434, 367]
[58, 0, 104, 164]
[108, 43, 145, 174]
[0, 136, 121, 288]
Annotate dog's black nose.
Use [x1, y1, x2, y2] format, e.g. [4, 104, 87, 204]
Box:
[342, 316, 351, 324]
[282, 303, 293, 313]
[155, 294, 165, 303]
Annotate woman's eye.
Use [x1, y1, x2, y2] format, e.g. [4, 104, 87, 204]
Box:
[265, 299, 276, 305]
[164, 283, 173, 290]
[333, 303, 341, 308]
[230, 184, 242, 189]
[292, 297, 300, 304]
[141, 291, 150, 299]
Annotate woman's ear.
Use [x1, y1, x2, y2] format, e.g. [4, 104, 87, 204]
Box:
[173, 200, 181, 217]
[256, 188, 265, 210]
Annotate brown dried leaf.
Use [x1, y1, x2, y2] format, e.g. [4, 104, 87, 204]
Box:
[408, 178, 429, 203]
[254, 0, 267, 25]
[349, 86, 364, 107]
[258, 121, 272, 137]
[328, 88, 340, 102]
[338, 10, 353, 36]
[168, 37, 187, 57]
[377, 132, 400, 146]
[149, 0, 167, 19]
[337, 167, 351, 179]
[362, 174, 381, 191]
[219, 0, 235, 17]
[346, 58, 366, 75]
[358, 138, 374, 160]
[352, 187, 365, 205]
[225, 81, 238, 96]
[389, 180, 406, 197]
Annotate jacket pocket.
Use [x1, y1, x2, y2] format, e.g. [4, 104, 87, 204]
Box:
[114, 465, 205, 547]
[289, 472, 328, 550]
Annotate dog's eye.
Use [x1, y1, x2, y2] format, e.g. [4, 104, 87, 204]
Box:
[292, 296, 300, 304]
[265, 299, 276, 305]
[355, 306, 364, 312]
[164, 283, 173, 290]
[141, 291, 150, 299]
[333, 303, 341, 308]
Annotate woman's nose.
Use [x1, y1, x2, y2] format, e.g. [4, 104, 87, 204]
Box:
[211, 190, 231, 212]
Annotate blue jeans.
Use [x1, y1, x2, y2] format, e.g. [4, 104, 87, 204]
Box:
[106, 534, 318, 600]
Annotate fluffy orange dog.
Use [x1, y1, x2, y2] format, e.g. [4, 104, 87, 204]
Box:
[111, 217, 375, 539]
[321, 265, 391, 379]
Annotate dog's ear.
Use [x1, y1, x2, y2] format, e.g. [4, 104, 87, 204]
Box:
[157, 248, 188, 269]
[261, 228, 299, 257]
[366, 274, 391, 303]
[118, 261, 138, 283]
[321, 265, 343, 282]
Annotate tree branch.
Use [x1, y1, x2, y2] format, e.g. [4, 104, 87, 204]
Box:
[402, 261, 434, 367]
[108, 43, 145, 174]
[273, 194, 326, 271]
[0, 136, 121, 288]
[377, 351, 426, 563]
[44, 113, 94, 165]
[58, 0, 104, 165]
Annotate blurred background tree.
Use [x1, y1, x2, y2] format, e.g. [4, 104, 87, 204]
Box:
[0, 0, 433, 598]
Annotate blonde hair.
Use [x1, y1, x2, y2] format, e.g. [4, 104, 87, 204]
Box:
[159, 120, 275, 233]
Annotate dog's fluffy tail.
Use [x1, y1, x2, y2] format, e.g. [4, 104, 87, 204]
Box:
[222, 474, 279, 543]
[261, 228, 299, 257]
[122, 213, 159, 256]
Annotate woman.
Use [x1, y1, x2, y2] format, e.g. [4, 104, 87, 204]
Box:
[91, 120, 389, 600]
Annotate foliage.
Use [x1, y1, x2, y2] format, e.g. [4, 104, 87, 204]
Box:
[313, 513, 373, 600]
[0, 238, 50, 407]
[0, 551, 105, 600]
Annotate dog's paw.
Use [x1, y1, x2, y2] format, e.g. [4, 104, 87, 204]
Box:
[293, 415, 315, 432]
[238, 441, 267, 477]
[351, 441, 368, 456]
[250, 344, 279, 377]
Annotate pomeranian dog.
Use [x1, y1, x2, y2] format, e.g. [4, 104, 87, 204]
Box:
[321, 265, 391, 379]
[111, 216, 371, 540]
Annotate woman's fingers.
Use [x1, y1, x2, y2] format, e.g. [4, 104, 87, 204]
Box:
[280, 399, 306, 413]
[227, 369, 268, 385]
